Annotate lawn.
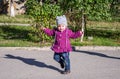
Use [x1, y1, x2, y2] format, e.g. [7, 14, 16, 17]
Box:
[0, 25, 119, 47]
[0, 15, 32, 23]
[0, 15, 119, 47]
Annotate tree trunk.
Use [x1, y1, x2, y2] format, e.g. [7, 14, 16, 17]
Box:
[10, 0, 15, 17]
[80, 14, 85, 42]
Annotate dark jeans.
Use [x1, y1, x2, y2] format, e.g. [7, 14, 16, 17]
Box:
[53, 52, 70, 71]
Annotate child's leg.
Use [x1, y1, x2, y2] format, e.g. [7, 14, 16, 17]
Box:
[62, 52, 70, 72]
[53, 53, 64, 68]
[53, 53, 61, 62]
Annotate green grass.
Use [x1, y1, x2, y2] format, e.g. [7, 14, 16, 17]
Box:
[0, 14, 32, 23]
[71, 37, 120, 46]
[87, 21, 120, 30]
[0, 39, 39, 47]
[0, 25, 51, 47]
[0, 25, 120, 47]
[0, 15, 119, 47]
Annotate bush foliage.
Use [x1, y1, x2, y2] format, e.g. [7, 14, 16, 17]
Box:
[25, 0, 120, 43]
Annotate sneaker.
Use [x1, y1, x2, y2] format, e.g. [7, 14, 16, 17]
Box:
[59, 61, 64, 68]
[61, 70, 71, 74]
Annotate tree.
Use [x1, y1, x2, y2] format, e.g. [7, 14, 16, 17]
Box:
[110, 0, 120, 21]
[25, 0, 63, 43]
[58, 0, 112, 42]
[25, 0, 113, 43]
[10, 0, 15, 17]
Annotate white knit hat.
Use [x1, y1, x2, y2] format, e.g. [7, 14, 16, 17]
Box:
[56, 15, 67, 26]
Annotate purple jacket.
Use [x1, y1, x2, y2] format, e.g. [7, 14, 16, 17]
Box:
[43, 28, 82, 53]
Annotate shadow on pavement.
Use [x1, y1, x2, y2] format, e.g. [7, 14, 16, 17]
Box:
[72, 47, 120, 60]
[4, 54, 62, 73]
[75, 50, 120, 60]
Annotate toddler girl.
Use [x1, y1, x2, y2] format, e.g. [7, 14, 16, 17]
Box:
[41, 15, 83, 74]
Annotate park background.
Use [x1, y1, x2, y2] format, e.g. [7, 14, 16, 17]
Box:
[0, 0, 120, 47]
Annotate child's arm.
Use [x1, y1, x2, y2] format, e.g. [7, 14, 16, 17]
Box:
[40, 27, 55, 36]
[68, 30, 83, 39]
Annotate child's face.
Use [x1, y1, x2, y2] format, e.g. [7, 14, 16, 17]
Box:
[57, 24, 66, 32]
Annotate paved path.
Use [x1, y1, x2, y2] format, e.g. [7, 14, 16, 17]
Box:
[0, 47, 120, 79]
[0, 23, 30, 26]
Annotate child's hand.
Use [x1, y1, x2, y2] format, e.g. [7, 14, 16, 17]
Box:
[40, 27, 46, 30]
[80, 31, 83, 35]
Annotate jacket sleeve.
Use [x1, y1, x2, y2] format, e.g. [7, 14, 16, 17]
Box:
[68, 29, 83, 39]
[43, 28, 55, 36]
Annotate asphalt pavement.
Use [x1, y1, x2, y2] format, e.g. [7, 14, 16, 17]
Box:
[0, 47, 120, 79]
